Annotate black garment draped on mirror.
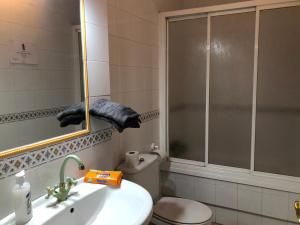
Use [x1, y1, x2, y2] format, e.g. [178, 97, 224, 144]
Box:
[56, 102, 86, 128]
[57, 100, 141, 132]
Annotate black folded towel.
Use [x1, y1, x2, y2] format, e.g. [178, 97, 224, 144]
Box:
[56, 102, 85, 127]
[60, 114, 85, 127]
[57, 102, 85, 121]
[90, 99, 141, 133]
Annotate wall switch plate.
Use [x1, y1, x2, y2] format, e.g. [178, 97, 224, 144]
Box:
[10, 41, 38, 65]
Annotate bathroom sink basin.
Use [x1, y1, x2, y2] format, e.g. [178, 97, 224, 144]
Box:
[0, 179, 153, 225]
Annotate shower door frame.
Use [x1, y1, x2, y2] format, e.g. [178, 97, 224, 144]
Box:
[159, 0, 300, 193]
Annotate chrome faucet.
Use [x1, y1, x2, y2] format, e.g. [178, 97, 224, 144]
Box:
[46, 155, 85, 202]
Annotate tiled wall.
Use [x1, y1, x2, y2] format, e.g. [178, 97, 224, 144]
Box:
[1, 2, 298, 225]
[0, 0, 111, 219]
[108, 0, 159, 159]
[161, 171, 299, 225]
[0, 0, 160, 220]
[0, 113, 81, 151]
[152, 0, 183, 12]
[0, 0, 81, 113]
[158, 1, 300, 224]
[0, 0, 82, 149]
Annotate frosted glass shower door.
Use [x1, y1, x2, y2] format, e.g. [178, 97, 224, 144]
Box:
[168, 17, 207, 161]
[208, 12, 255, 168]
[255, 6, 300, 177]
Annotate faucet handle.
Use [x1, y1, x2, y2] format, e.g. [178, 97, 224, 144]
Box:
[66, 177, 77, 187]
[45, 186, 54, 199]
[45, 185, 59, 199]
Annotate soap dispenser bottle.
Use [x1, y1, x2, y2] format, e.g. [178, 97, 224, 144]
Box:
[13, 170, 32, 224]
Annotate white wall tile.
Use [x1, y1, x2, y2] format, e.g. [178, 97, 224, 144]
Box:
[85, 0, 108, 26]
[0, 173, 16, 218]
[288, 193, 300, 223]
[115, 9, 133, 40]
[14, 91, 36, 112]
[0, 70, 13, 91]
[109, 64, 120, 93]
[176, 174, 196, 199]
[11, 2, 37, 27]
[153, 0, 183, 12]
[0, 1, 12, 22]
[0, 21, 11, 45]
[120, 120, 154, 152]
[195, 177, 216, 204]
[117, 0, 136, 14]
[0, 124, 18, 150]
[174, 173, 195, 200]
[108, 36, 120, 65]
[216, 207, 238, 225]
[0, 45, 10, 69]
[0, 92, 15, 114]
[238, 212, 262, 225]
[116, 0, 157, 24]
[166, 172, 299, 224]
[87, 61, 110, 96]
[86, 23, 109, 62]
[114, 91, 156, 113]
[261, 218, 288, 225]
[108, 5, 118, 35]
[216, 180, 238, 209]
[108, 0, 159, 182]
[111, 66, 155, 93]
[238, 184, 262, 214]
[152, 68, 159, 91]
[108, 0, 118, 7]
[118, 39, 139, 67]
[262, 189, 289, 220]
[152, 118, 159, 141]
[160, 172, 177, 196]
[209, 205, 216, 223]
[0, 0, 159, 220]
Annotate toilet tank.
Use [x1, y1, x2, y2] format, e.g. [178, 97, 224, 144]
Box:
[119, 153, 160, 201]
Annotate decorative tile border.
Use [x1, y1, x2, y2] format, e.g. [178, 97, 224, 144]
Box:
[0, 108, 160, 125]
[0, 110, 159, 179]
[0, 128, 113, 179]
[139, 110, 159, 123]
[0, 106, 68, 124]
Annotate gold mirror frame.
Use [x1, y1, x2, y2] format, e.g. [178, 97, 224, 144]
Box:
[0, 0, 90, 159]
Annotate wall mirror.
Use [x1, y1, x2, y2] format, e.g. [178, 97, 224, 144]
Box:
[0, 0, 90, 158]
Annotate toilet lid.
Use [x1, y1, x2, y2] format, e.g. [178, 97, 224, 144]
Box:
[154, 197, 212, 224]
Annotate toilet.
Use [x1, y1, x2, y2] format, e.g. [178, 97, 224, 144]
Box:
[119, 153, 212, 225]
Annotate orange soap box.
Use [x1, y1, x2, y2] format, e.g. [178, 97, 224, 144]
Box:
[84, 170, 123, 186]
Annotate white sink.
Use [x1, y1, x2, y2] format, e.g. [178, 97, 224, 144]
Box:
[0, 179, 153, 225]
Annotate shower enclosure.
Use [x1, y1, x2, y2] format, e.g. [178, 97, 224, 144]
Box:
[159, 0, 300, 192]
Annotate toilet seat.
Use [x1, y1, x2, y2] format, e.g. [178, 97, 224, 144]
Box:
[152, 197, 212, 225]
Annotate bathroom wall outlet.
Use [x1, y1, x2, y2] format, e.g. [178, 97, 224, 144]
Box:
[10, 41, 38, 65]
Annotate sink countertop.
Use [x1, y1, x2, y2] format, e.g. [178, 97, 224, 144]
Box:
[0, 178, 153, 225]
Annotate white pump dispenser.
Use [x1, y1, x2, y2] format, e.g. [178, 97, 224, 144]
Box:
[13, 170, 32, 225]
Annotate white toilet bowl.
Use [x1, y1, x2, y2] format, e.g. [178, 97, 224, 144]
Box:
[119, 153, 212, 225]
[151, 197, 212, 225]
